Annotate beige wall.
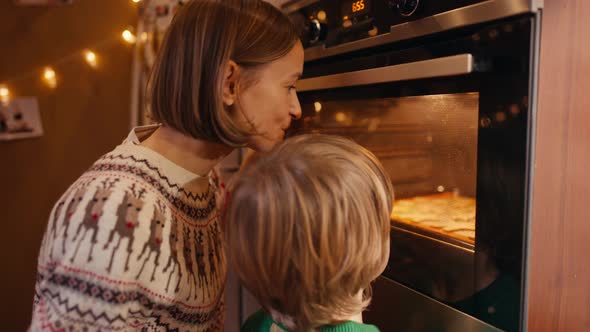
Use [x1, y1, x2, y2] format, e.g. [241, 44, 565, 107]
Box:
[0, 1, 136, 329]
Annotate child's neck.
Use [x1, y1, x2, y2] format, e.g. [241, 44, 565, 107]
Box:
[348, 311, 364, 324]
[334, 290, 364, 323]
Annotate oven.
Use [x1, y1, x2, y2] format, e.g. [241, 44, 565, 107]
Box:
[284, 0, 542, 331]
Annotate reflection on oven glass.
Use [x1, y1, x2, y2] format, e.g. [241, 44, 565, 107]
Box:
[301, 93, 479, 201]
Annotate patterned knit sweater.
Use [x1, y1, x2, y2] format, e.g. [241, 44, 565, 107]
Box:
[30, 125, 226, 331]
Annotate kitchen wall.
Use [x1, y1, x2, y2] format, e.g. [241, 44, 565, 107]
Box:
[0, 1, 136, 329]
[526, 0, 590, 329]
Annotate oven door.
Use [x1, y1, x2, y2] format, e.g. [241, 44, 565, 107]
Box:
[291, 15, 536, 332]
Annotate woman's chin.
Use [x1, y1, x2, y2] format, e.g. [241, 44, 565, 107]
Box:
[247, 136, 284, 152]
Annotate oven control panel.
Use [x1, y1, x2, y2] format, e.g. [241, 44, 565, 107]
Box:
[285, 0, 485, 49]
[388, 0, 421, 16]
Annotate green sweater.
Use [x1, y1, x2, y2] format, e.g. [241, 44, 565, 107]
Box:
[241, 310, 380, 332]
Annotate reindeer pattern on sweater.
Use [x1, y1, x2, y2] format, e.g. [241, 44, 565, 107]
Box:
[31, 127, 226, 332]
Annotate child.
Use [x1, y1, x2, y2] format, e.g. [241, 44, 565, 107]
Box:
[223, 134, 394, 331]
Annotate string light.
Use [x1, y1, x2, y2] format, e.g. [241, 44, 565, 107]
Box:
[0, 85, 10, 102]
[132, 0, 142, 3]
[84, 50, 98, 68]
[43, 67, 57, 89]
[122, 29, 137, 44]
[1, 29, 139, 93]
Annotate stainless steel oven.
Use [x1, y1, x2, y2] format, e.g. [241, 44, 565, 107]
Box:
[284, 0, 542, 331]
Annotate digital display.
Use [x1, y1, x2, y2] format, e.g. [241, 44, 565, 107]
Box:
[342, 0, 370, 17]
[352, 0, 366, 13]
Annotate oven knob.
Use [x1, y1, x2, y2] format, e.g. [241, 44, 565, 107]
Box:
[308, 19, 323, 43]
[388, 0, 420, 16]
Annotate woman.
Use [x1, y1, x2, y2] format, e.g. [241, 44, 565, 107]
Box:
[29, 1, 303, 331]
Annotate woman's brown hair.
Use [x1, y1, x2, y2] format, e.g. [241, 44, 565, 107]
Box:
[148, 0, 299, 146]
[223, 134, 394, 330]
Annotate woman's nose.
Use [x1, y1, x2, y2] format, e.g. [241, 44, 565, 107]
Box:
[290, 98, 302, 120]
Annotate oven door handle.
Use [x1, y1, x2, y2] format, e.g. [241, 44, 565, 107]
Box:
[297, 54, 474, 92]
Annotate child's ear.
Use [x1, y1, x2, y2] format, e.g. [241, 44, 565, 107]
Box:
[222, 60, 240, 107]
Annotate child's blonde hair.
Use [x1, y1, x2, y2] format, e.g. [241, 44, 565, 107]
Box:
[223, 134, 394, 330]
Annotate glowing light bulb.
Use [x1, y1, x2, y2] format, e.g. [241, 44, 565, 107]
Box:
[43, 67, 57, 88]
[122, 29, 137, 44]
[314, 101, 322, 113]
[84, 50, 98, 68]
[132, 0, 141, 3]
[0, 85, 10, 101]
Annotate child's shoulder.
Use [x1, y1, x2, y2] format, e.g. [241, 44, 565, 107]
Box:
[322, 321, 380, 332]
[241, 311, 381, 332]
[241, 310, 285, 332]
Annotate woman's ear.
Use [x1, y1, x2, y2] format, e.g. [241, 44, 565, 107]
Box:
[222, 60, 240, 107]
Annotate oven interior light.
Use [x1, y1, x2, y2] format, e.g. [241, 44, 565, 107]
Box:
[314, 101, 322, 113]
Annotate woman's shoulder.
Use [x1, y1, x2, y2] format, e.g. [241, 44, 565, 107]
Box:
[85, 141, 212, 199]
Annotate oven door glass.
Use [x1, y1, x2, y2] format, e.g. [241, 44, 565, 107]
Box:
[291, 16, 533, 332]
[305, 93, 479, 239]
